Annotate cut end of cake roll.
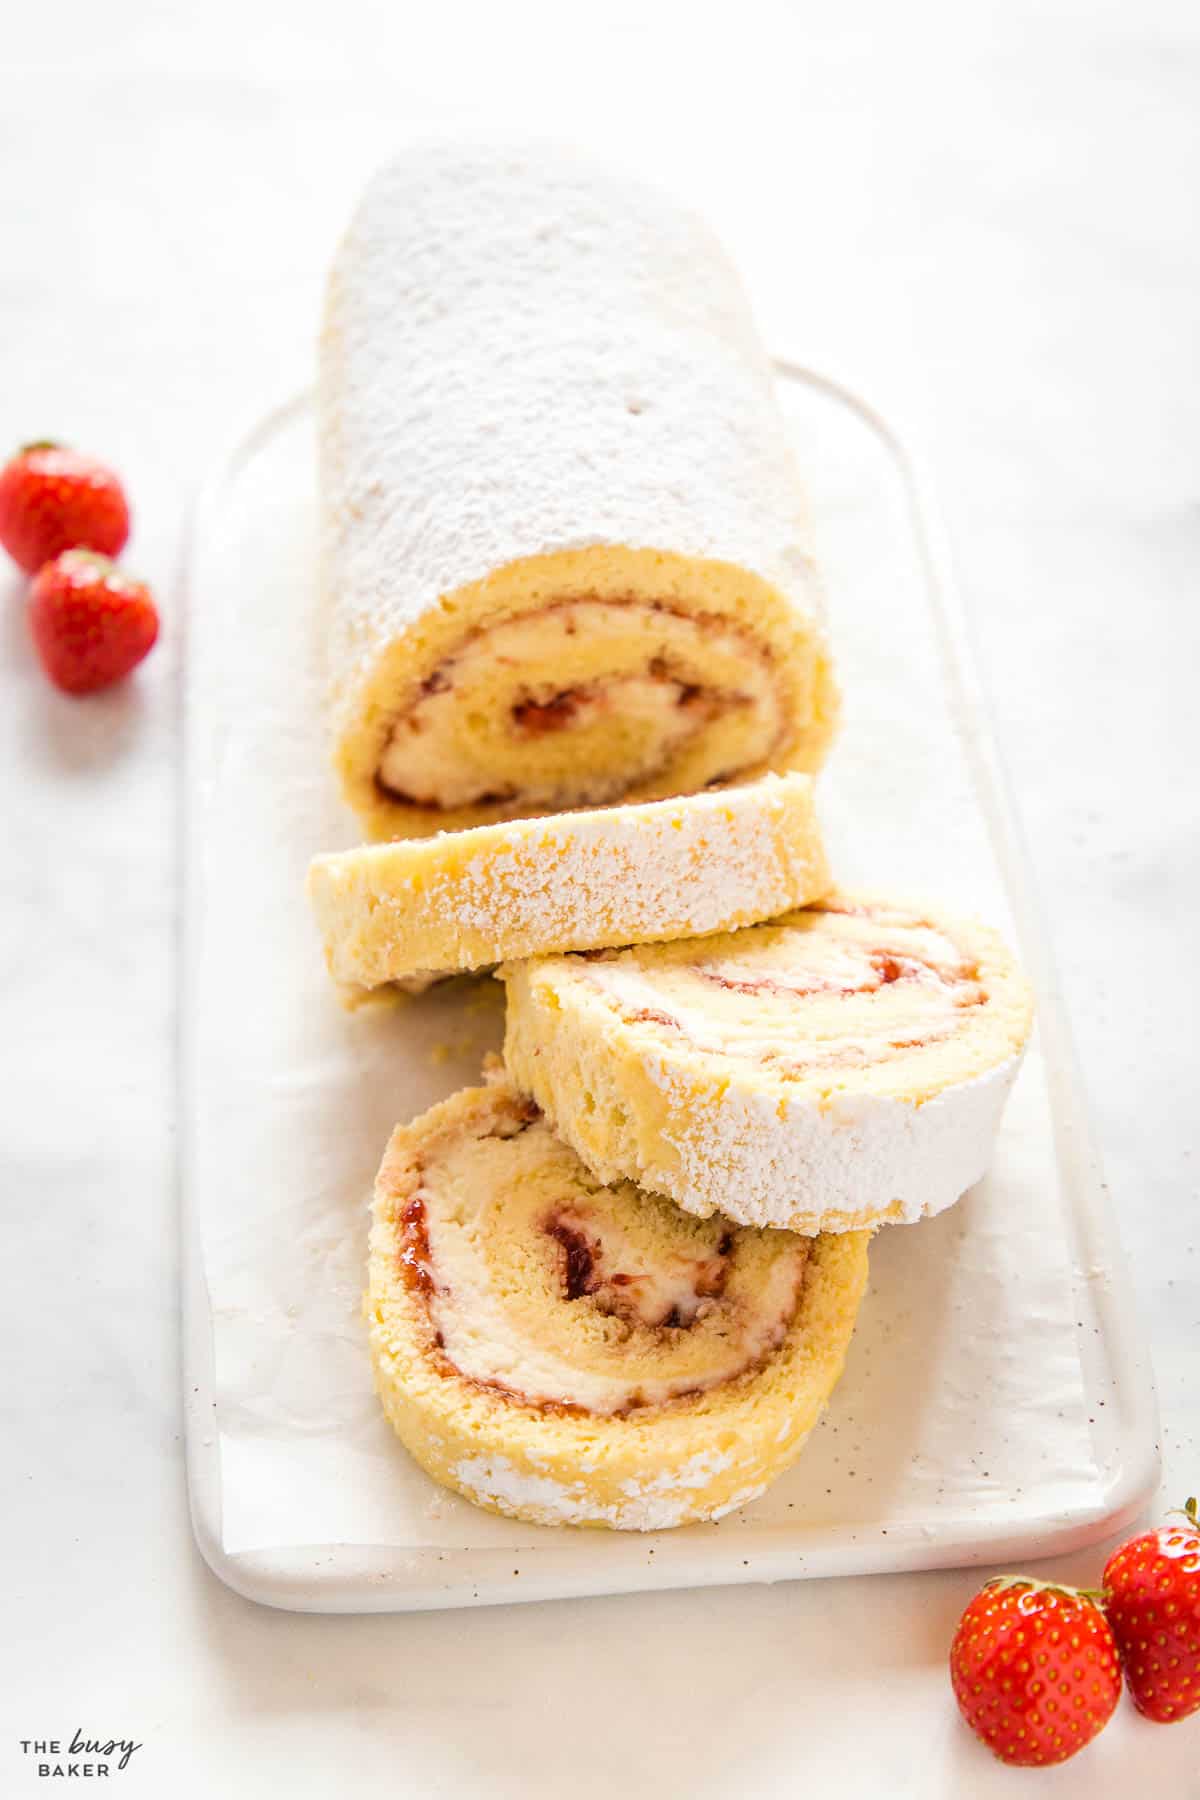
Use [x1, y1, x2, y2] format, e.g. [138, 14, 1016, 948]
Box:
[501, 893, 1036, 1235]
[320, 141, 838, 839]
[306, 772, 830, 991]
[366, 1075, 869, 1530]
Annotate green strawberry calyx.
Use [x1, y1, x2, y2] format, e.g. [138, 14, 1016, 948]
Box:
[982, 1574, 1108, 1608]
[61, 550, 117, 571]
[55, 550, 142, 590]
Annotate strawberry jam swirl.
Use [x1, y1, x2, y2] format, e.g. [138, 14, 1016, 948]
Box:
[374, 597, 788, 813]
[392, 1106, 809, 1417]
[542, 1210, 734, 1330]
[574, 901, 990, 1078]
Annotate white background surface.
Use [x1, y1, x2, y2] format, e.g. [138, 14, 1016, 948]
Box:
[1, 2, 1196, 1794]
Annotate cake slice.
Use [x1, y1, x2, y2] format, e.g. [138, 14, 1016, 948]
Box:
[307, 773, 829, 991]
[502, 894, 1034, 1233]
[367, 1074, 868, 1530]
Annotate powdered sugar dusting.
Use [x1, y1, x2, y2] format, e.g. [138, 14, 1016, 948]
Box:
[442, 781, 816, 941]
[618, 1448, 734, 1497]
[310, 774, 829, 984]
[643, 1049, 1026, 1229]
[453, 1450, 753, 1531]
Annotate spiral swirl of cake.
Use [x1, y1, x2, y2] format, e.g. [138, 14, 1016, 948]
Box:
[366, 1075, 868, 1530]
[320, 141, 837, 840]
[307, 773, 829, 992]
[501, 895, 1035, 1234]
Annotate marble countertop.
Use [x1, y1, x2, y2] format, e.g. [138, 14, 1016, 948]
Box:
[2, 3, 1196, 1794]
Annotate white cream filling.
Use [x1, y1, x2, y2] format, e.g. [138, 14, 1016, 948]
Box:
[376, 599, 780, 810]
[578, 912, 978, 1075]
[380, 669, 701, 807]
[545, 1205, 725, 1328]
[422, 1191, 806, 1415]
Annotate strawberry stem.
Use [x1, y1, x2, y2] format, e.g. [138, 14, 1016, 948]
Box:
[20, 439, 62, 453]
[1168, 1496, 1200, 1530]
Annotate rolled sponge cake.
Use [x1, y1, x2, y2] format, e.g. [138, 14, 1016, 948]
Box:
[306, 772, 829, 990]
[321, 139, 838, 839]
[502, 894, 1035, 1234]
[366, 1073, 869, 1530]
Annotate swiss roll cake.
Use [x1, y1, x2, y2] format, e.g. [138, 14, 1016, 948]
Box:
[366, 1074, 869, 1530]
[307, 773, 829, 990]
[320, 140, 838, 839]
[502, 895, 1035, 1234]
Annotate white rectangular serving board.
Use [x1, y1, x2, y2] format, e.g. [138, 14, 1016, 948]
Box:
[182, 364, 1158, 1613]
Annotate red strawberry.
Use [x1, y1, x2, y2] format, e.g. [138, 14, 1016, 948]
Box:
[950, 1575, 1121, 1766]
[0, 442, 130, 574]
[28, 551, 158, 695]
[1103, 1497, 1200, 1722]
